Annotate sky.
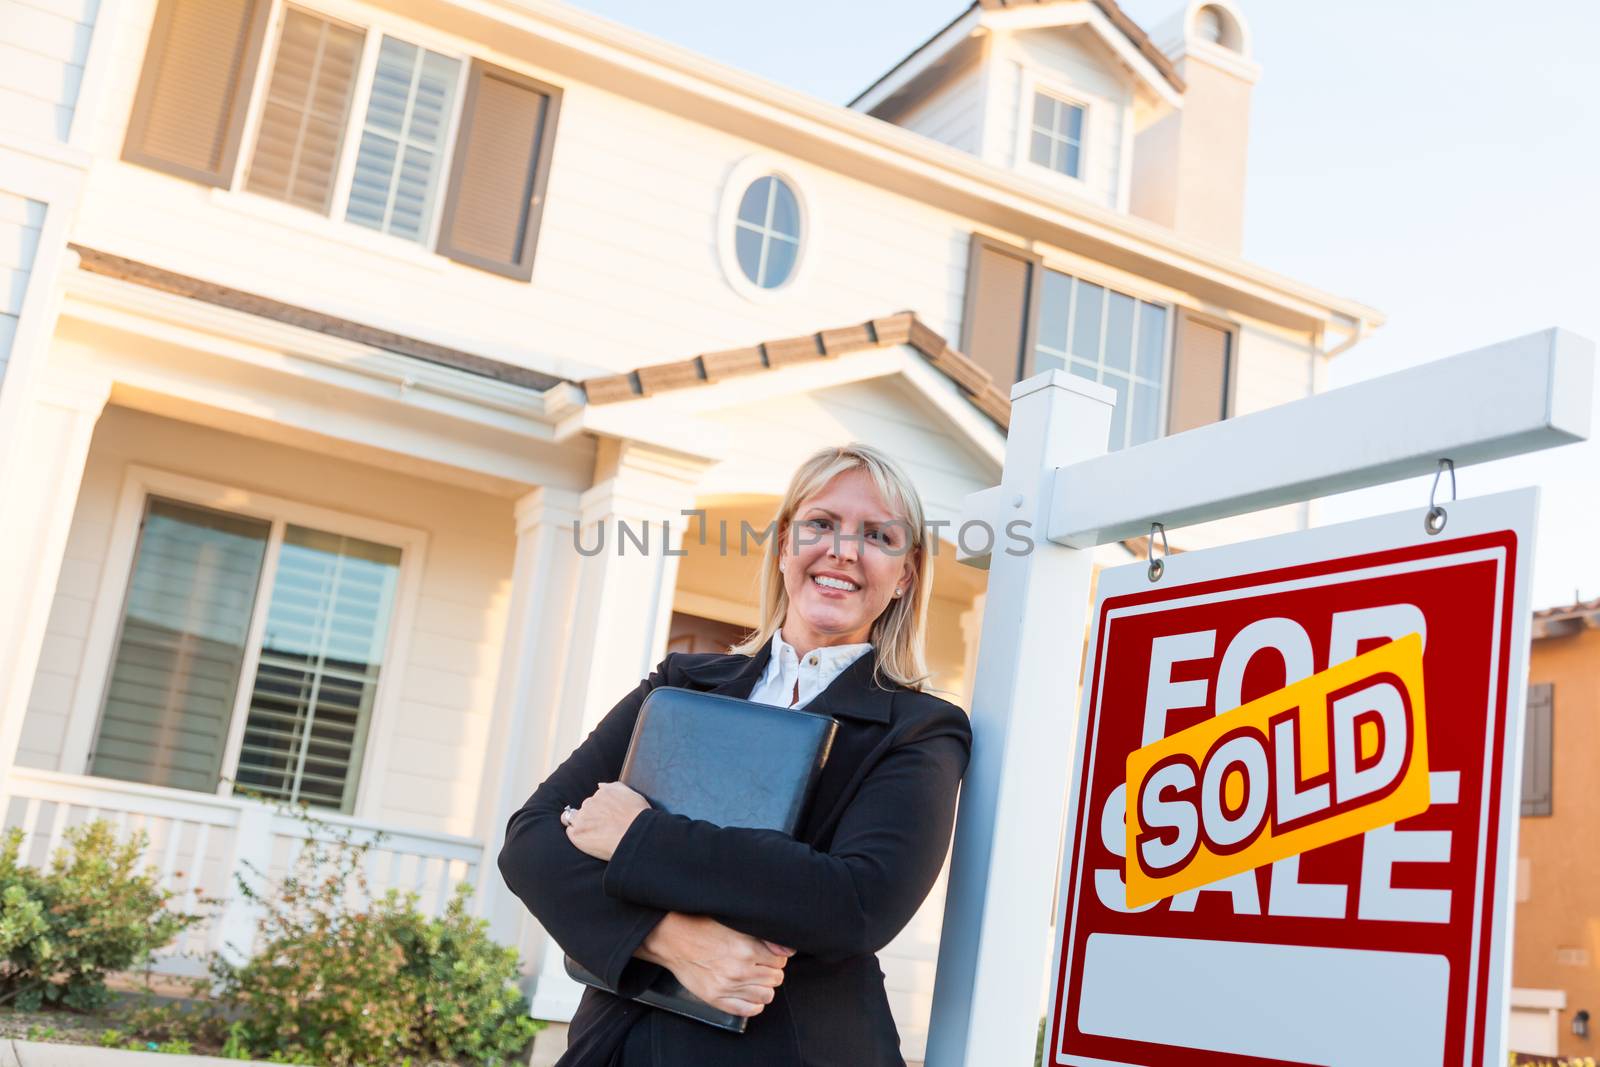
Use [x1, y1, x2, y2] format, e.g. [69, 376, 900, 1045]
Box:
[565, 0, 1600, 609]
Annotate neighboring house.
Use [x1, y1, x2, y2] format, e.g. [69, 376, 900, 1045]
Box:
[1509, 600, 1600, 1059]
[0, 0, 1382, 1054]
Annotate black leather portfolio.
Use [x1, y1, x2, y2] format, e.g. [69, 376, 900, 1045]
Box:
[565, 685, 838, 1032]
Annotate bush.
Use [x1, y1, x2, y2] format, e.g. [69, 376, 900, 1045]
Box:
[0, 821, 196, 1012]
[139, 804, 538, 1066]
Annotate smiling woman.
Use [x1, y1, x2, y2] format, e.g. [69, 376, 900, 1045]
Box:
[498, 443, 971, 1067]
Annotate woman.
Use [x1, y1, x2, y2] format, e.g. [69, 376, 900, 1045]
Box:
[497, 444, 973, 1066]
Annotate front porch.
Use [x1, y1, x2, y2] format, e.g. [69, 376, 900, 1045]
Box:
[0, 247, 1020, 1062]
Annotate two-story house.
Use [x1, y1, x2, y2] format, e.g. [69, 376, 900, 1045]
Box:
[0, 0, 1382, 1054]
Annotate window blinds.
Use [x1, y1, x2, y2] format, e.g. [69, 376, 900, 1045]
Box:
[233, 526, 400, 812]
[89, 499, 269, 791]
[245, 7, 363, 212]
[345, 35, 459, 242]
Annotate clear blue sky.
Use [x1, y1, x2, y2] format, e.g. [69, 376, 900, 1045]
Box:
[567, 0, 1600, 609]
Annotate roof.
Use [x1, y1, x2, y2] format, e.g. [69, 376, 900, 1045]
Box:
[580, 312, 1013, 428]
[850, 0, 1184, 110]
[69, 245, 566, 392]
[989, 0, 1185, 92]
[1532, 599, 1600, 640]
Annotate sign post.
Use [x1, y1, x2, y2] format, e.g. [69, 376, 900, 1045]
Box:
[924, 329, 1594, 1067]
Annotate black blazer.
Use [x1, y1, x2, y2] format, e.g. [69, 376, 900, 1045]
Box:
[497, 638, 972, 1067]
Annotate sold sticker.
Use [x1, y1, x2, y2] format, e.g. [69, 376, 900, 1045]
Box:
[1125, 632, 1430, 909]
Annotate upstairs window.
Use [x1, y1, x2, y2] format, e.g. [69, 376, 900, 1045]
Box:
[345, 36, 460, 242]
[734, 176, 802, 289]
[963, 234, 1237, 449]
[124, 0, 562, 279]
[244, 7, 362, 212]
[1035, 270, 1169, 450]
[1028, 91, 1085, 180]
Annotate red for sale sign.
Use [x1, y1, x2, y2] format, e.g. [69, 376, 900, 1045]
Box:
[1045, 490, 1537, 1066]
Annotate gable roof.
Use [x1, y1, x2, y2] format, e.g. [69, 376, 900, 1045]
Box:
[984, 0, 1184, 92]
[850, 0, 1183, 111]
[580, 311, 1013, 428]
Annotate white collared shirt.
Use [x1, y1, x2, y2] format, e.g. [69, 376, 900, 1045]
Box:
[747, 628, 873, 710]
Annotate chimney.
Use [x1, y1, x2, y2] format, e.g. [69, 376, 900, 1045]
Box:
[1129, 1, 1261, 254]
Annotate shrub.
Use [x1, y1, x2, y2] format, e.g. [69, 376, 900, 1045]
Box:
[0, 821, 195, 1012]
[139, 803, 538, 1065]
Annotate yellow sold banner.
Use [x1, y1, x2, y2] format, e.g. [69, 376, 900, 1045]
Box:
[1125, 633, 1430, 909]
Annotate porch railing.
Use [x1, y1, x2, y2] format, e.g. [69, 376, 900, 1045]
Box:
[1, 767, 486, 973]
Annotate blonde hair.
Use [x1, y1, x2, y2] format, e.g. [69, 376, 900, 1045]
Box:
[730, 444, 933, 690]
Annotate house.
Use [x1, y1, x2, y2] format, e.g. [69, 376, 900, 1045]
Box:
[0, 0, 1382, 1055]
[1507, 600, 1600, 1059]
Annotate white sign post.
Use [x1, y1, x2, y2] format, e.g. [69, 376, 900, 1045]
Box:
[924, 329, 1594, 1067]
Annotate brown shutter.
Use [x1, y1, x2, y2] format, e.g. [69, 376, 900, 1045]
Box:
[436, 61, 562, 280]
[1167, 312, 1235, 434]
[1521, 682, 1554, 816]
[960, 234, 1041, 389]
[245, 8, 363, 212]
[123, 0, 271, 186]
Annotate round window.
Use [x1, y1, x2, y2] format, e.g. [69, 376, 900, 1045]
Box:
[733, 176, 802, 289]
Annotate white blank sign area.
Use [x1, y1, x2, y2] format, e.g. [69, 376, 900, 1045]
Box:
[1075, 934, 1449, 1066]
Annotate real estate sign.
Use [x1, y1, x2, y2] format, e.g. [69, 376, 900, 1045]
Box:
[1045, 490, 1537, 1066]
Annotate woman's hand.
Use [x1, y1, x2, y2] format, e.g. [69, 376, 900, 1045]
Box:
[637, 913, 795, 1018]
[562, 782, 650, 862]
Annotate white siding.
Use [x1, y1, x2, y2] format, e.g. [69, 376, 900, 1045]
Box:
[0, 192, 46, 385]
[20, 406, 517, 838]
[0, 0, 100, 142]
[996, 26, 1133, 211]
[894, 59, 985, 156]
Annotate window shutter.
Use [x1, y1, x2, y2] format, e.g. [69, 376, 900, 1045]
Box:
[89, 499, 270, 792]
[1167, 312, 1235, 434]
[123, 0, 271, 186]
[1521, 682, 1554, 816]
[961, 234, 1041, 389]
[436, 60, 562, 280]
[245, 8, 363, 212]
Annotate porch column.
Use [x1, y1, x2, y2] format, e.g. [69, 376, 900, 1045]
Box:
[525, 438, 711, 1020]
[0, 373, 111, 802]
[474, 487, 583, 950]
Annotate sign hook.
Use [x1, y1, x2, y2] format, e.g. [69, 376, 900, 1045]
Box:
[1147, 522, 1169, 582]
[1425, 459, 1456, 535]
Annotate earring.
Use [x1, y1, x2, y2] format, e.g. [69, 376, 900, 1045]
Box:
[778, 561, 786, 573]
[893, 588, 903, 598]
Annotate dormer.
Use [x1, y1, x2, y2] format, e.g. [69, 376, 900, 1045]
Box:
[851, 0, 1185, 214]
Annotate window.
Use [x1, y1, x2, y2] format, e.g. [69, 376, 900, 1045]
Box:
[1028, 92, 1085, 179]
[244, 7, 363, 212]
[1035, 270, 1168, 450]
[733, 176, 802, 289]
[345, 36, 460, 242]
[125, 0, 562, 277]
[1521, 682, 1553, 817]
[88, 495, 403, 813]
[233, 526, 400, 810]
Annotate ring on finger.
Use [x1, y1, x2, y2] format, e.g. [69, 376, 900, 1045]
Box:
[561, 805, 576, 826]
